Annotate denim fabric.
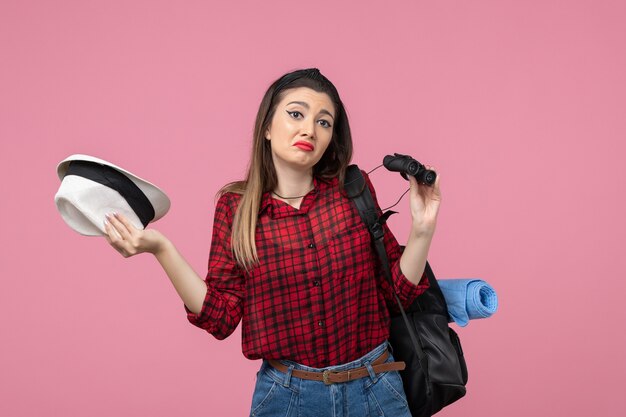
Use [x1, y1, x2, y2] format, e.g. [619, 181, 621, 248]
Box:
[249, 341, 412, 417]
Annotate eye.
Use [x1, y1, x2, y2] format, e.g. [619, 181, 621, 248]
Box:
[318, 120, 332, 128]
[287, 110, 303, 119]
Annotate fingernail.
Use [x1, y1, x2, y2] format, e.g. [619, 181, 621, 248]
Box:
[104, 218, 109, 226]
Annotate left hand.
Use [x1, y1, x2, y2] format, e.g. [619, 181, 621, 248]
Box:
[407, 166, 441, 237]
[103, 212, 167, 257]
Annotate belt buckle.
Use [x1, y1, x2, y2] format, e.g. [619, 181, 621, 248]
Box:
[322, 370, 333, 385]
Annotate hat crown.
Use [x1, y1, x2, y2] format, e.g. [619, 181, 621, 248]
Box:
[55, 154, 170, 236]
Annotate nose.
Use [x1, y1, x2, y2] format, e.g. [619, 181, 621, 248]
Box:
[300, 118, 316, 139]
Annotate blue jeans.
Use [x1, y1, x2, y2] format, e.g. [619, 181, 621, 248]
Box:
[249, 341, 412, 417]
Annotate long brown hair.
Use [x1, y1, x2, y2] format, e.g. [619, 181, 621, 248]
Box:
[219, 68, 353, 271]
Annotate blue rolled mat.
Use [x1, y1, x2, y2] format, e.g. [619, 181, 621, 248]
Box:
[438, 279, 498, 327]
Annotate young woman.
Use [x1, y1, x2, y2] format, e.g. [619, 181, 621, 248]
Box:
[103, 68, 441, 416]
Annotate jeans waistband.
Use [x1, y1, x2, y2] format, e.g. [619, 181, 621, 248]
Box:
[275, 340, 391, 372]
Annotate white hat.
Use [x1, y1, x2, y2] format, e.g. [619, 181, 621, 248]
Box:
[54, 154, 171, 236]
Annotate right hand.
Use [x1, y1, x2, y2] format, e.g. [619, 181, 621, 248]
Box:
[103, 212, 167, 258]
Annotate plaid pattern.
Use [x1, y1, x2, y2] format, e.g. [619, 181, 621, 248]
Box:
[186, 170, 429, 367]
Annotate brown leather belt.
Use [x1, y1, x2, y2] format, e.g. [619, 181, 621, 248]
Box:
[267, 350, 406, 385]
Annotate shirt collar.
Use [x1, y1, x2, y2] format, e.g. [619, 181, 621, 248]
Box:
[259, 175, 336, 218]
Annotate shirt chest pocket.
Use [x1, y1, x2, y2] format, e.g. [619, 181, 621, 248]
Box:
[329, 223, 377, 279]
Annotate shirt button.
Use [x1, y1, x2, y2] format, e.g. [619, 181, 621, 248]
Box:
[313, 280, 320, 287]
[308, 243, 315, 249]
[318, 321, 324, 327]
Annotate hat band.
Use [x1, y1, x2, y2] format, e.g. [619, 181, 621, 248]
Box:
[65, 160, 155, 227]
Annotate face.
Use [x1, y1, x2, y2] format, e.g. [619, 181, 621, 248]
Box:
[265, 87, 335, 174]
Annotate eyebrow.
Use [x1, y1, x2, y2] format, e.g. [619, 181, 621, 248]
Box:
[286, 101, 335, 120]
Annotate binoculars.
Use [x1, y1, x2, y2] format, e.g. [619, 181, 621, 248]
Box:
[383, 153, 437, 186]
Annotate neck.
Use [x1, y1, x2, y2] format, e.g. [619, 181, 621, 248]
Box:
[272, 165, 315, 199]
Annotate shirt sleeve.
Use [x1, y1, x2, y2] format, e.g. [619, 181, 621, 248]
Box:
[361, 170, 429, 313]
[184, 193, 245, 340]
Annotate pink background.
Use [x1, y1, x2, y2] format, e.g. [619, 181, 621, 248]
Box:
[1, 1, 625, 416]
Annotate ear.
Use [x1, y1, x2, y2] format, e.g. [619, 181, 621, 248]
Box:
[265, 129, 271, 140]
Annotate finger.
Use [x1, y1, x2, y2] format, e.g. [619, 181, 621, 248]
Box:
[408, 175, 420, 196]
[113, 212, 139, 233]
[432, 173, 442, 199]
[104, 220, 131, 257]
[104, 216, 123, 240]
[106, 213, 132, 240]
[418, 170, 439, 198]
[103, 219, 113, 243]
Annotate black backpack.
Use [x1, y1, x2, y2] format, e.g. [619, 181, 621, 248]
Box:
[345, 165, 468, 417]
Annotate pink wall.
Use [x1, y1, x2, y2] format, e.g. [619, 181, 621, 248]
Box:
[1, 1, 625, 416]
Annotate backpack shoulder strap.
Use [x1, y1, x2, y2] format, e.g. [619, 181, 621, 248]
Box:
[345, 165, 384, 241]
[344, 165, 396, 289]
[345, 164, 432, 389]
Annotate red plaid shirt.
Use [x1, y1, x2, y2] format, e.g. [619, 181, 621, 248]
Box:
[185, 170, 429, 367]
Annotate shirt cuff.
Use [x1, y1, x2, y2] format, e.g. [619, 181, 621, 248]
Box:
[392, 262, 430, 306]
[184, 283, 212, 327]
[184, 303, 201, 323]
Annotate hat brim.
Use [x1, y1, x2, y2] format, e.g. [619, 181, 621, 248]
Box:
[56, 154, 171, 221]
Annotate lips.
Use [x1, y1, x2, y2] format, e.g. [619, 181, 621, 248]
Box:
[294, 141, 314, 151]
